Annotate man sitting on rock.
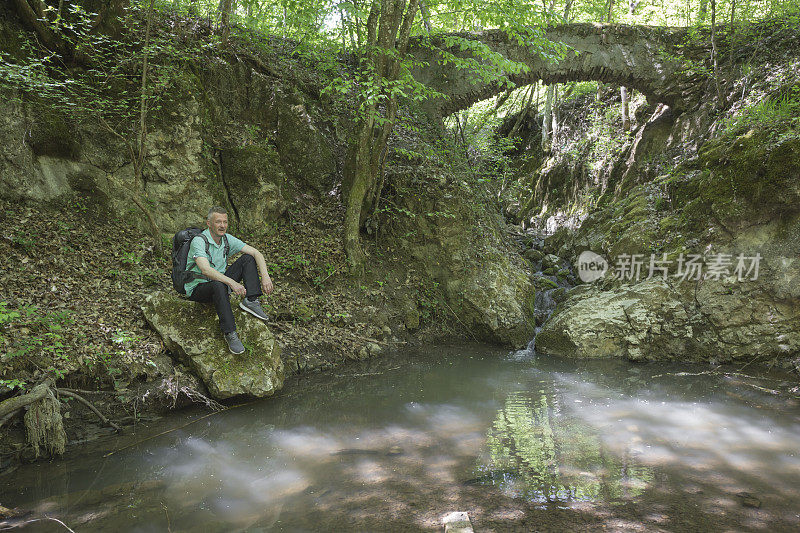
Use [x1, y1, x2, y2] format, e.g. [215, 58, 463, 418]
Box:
[185, 206, 274, 354]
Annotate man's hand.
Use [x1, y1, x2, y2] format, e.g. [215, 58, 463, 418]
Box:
[229, 281, 246, 297]
[261, 276, 274, 295]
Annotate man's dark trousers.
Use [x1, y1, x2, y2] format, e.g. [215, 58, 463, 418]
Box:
[187, 254, 262, 333]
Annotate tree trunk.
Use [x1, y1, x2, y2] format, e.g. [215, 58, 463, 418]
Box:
[541, 84, 554, 151]
[12, 0, 77, 63]
[728, 0, 737, 71]
[12, 0, 124, 62]
[419, 0, 432, 32]
[343, 139, 372, 271]
[218, 0, 234, 45]
[56, 0, 64, 29]
[0, 382, 50, 419]
[710, 0, 725, 106]
[699, 0, 708, 23]
[135, 0, 161, 252]
[551, 84, 559, 142]
[621, 86, 630, 131]
[342, 0, 419, 273]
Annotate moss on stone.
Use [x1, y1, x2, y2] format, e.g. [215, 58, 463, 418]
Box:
[141, 291, 284, 400]
[535, 277, 559, 290]
[696, 129, 800, 222]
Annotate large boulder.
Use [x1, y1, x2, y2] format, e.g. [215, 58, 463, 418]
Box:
[535, 279, 697, 361]
[536, 274, 800, 364]
[446, 257, 536, 348]
[141, 291, 284, 400]
[396, 178, 536, 348]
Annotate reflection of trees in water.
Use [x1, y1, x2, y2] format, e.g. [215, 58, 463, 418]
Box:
[480, 391, 653, 503]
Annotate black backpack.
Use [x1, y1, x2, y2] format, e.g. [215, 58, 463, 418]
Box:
[171, 228, 230, 294]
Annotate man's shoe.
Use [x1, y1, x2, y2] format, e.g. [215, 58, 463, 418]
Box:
[239, 298, 269, 321]
[224, 331, 245, 354]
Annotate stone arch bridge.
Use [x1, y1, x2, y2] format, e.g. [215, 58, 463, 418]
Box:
[409, 23, 711, 116]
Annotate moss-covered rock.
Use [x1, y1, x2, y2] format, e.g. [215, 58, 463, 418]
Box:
[523, 248, 545, 263]
[394, 178, 536, 347]
[542, 254, 561, 269]
[451, 256, 536, 348]
[141, 291, 284, 400]
[536, 272, 800, 364]
[536, 280, 699, 360]
[534, 276, 559, 291]
[696, 130, 800, 224]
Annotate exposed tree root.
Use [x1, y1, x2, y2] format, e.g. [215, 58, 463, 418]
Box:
[0, 381, 122, 458]
[0, 382, 51, 419]
[24, 386, 66, 458]
[57, 389, 121, 433]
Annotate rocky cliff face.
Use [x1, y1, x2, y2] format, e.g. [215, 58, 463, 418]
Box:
[0, 64, 335, 235]
[521, 46, 800, 368]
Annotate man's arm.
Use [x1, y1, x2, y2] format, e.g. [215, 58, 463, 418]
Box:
[241, 245, 274, 294]
[195, 256, 246, 296]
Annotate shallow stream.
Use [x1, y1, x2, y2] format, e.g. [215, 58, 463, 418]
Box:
[3, 345, 800, 532]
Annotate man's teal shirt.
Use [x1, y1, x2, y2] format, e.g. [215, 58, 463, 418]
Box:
[184, 229, 246, 296]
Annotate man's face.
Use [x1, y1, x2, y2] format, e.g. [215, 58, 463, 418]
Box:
[207, 213, 228, 238]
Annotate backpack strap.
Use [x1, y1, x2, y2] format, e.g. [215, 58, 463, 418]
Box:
[198, 234, 216, 267]
[198, 234, 230, 268]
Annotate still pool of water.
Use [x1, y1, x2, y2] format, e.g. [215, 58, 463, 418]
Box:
[3, 345, 800, 532]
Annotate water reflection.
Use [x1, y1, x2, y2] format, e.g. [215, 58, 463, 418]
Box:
[478, 391, 653, 503]
[3, 347, 800, 532]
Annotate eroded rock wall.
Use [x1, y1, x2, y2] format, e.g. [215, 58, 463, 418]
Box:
[0, 66, 335, 235]
[526, 56, 800, 368]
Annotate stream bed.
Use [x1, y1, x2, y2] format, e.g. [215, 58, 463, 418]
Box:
[3, 345, 800, 532]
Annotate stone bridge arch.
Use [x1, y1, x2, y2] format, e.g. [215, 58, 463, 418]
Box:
[409, 23, 710, 117]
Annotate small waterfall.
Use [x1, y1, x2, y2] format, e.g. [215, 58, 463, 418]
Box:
[511, 230, 576, 358]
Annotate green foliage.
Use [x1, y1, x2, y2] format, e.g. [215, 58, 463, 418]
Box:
[323, 52, 445, 127]
[430, 34, 529, 87]
[268, 252, 311, 277]
[721, 84, 800, 137]
[134, 0, 800, 51]
[0, 378, 28, 392]
[417, 280, 443, 321]
[1, 1, 198, 141]
[2, 305, 72, 368]
[0, 302, 20, 326]
[564, 81, 598, 102]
